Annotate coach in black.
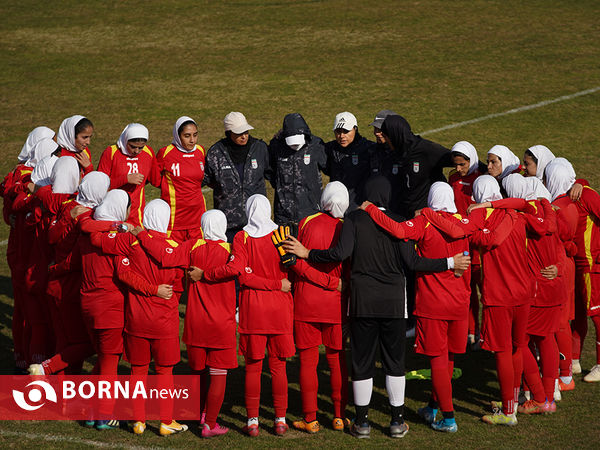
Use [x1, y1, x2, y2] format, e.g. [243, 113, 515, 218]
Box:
[283, 176, 470, 439]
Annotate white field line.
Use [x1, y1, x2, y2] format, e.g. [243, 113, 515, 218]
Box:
[420, 86, 600, 136]
[0, 429, 160, 449]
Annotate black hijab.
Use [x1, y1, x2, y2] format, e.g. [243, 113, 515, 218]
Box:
[381, 115, 420, 157]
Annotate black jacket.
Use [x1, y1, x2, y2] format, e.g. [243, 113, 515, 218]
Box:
[308, 176, 448, 318]
[268, 113, 327, 224]
[368, 142, 404, 214]
[204, 136, 271, 230]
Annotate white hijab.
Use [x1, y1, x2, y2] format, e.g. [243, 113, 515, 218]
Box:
[545, 159, 576, 201]
[428, 181, 458, 213]
[25, 137, 58, 168]
[473, 175, 503, 203]
[19, 126, 55, 163]
[451, 141, 479, 175]
[57, 115, 87, 153]
[30, 156, 59, 187]
[143, 199, 170, 234]
[51, 157, 80, 194]
[117, 123, 149, 156]
[321, 181, 349, 219]
[76, 171, 111, 208]
[503, 173, 551, 201]
[172, 116, 197, 153]
[488, 145, 520, 180]
[94, 189, 129, 222]
[243, 194, 278, 238]
[201, 209, 228, 242]
[527, 145, 555, 180]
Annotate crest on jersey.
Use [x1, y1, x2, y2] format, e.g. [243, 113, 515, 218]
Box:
[352, 154, 359, 166]
[200, 161, 205, 171]
[392, 164, 399, 175]
[413, 162, 420, 173]
[165, 248, 173, 254]
[251, 158, 258, 169]
[304, 154, 310, 165]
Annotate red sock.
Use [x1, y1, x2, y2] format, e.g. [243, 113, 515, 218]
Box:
[592, 315, 600, 365]
[556, 325, 573, 377]
[131, 364, 149, 422]
[326, 347, 348, 419]
[522, 341, 545, 403]
[430, 353, 453, 412]
[193, 369, 209, 415]
[155, 364, 174, 424]
[244, 358, 262, 418]
[205, 368, 227, 428]
[97, 353, 120, 418]
[269, 355, 288, 419]
[495, 350, 514, 415]
[512, 347, 523, 405]
[535, 335, 559, 400]
[299, 347, 319, 422]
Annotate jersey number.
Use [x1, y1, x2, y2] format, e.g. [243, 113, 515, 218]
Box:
[171, 163, 181, 177]
[127, 162, 139, 174]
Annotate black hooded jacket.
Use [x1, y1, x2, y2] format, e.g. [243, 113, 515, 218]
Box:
[268, 113, 327, 224]
[308, 176, 448, 318]
[381, 115, 452, 218]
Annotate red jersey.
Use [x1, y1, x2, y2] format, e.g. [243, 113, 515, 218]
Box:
[448, 170, 481, 215]
[205, 231, 293, 335]
[97, 145, 161, 226]
[3, 165, 34, 272]
[293, 212, 346, 324]
[366, 205, 470, 320]
[59, 147, 93, 175]
[572, 186, 600, 273]
[156, 144, 206, 232]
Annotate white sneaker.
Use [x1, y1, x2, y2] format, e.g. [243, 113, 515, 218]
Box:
[583, 364, 600, 382]
[553, 379, 562, 402]
[572, 359, 582, 374]
[27, 364, 45, 375]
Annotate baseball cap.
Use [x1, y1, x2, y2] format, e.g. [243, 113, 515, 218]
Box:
[369, 109, 397, 128]
[333, 112, 358, 131]
[224, 112, 254, 134]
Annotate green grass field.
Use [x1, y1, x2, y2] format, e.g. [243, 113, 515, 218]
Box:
[1, 0, 599, 448]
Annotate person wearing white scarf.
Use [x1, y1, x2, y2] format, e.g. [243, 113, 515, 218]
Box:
[524, 145, 555, 180]
[94, 189, 130, 222]
[30, 156, 59, 187]
[18, 126, 55, 163]
[321, 181, 349, 219]
[143, 199, 171, 234]
[51, 157, 80, 194]
[544, 159, 575, 202]
[487, 145, 521, 180]
[25, 138, 59, 168]
[472, 175, 503, 203]
[117, 123, 149, 157]
[77, 171, 111, 208]
[243, 194, 278, 238]
[451, 141, 479, 176]
[57, 115, 89, 153]
[428, 182, 458, 214]
[172, 116, 198, 153]
[502, 174, 551, 201]
[202, 210, 228, 242]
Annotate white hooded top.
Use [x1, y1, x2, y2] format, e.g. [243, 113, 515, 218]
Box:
[428, 181, 458, 213]
[143, 199, 170, 234]
[451, 141, 479, 175]
[117, 123, 149, 156]
[488, 145, 521, 180]
[30, 155, 59, 187]
[321, 181, 349, 219]
[57, 115, 87, 153]
[545, 159, 576, 201]
[172, 116, 197, 153]
[527, 145, 555, 180]
[18, 126, 55, 163]
[51, 157, 80, 194]
[76, 171, 111, 208]
[94, 189, 130, 222]
[243, 194, 278, 238]
[201, 209, 228, 242]
[502, 173, 551, 201]
[473, 175, 503, 203]
[25, 137, 58, 168]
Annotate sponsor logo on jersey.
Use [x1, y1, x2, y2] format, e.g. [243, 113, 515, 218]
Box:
[406, 221, 414, 227]
[108, 233, 116, 239]
[121, 258, 130, 266]
[251, 158, 258, 169]
[165, 248, 173, 254]
[229, 254, 235, 262]
[461, 218, 470, 224]
[304, 154, 310, 165]
[413, 162, 420, 173]
[244, 266, 252, 273]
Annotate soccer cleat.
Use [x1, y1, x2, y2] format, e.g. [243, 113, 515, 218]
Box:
[583, 364, 600, 382]
[517, 399, 546, 414]
[350, 421, 371, 439]
[572, 359, 582, 374]
[242, 424, 259, 437]
[417, 405, 437, 424]
[95, 419, 120, 430]
[132, 421, 146, 435]
[431, 419, 457, 433]
[482, 411, 517, 426]
[541, 400, 557, 414]
[332, 417, 351, 431]
[84, 420, 95, 428]
[202, 423, 229, 438]
[390, 421, 409, 438]
[292, 419, 320, 433]
[27, 364, 45, 376]
[159, 420, 188, 436]
[274, 421, 289, 436]
[559, 378, 575, 391]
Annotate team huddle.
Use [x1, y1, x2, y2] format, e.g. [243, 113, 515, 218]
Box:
[2, 109, 599, 439]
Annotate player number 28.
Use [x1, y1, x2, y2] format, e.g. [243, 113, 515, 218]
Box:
[127, 162, 139, 174]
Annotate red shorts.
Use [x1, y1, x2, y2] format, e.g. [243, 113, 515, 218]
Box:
[480, 304, 530, 352]
[186, 345, 238, 370]
[575, 271, 600, 317]
[414, 316, 468, 356]
[238, 333, 295, 360]
[124, 334, 180, 366]
[89, 327, 123, 355]
[168, 228, 203, 244]
[294, 320, 344, 350]
[527, 305, 561, 336]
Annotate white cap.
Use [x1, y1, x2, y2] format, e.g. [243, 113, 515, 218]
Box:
[224, 112, 254, 134]
[333, 112, 357, 131]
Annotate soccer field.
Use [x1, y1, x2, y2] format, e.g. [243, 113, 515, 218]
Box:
[1, 0, 599, 447]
